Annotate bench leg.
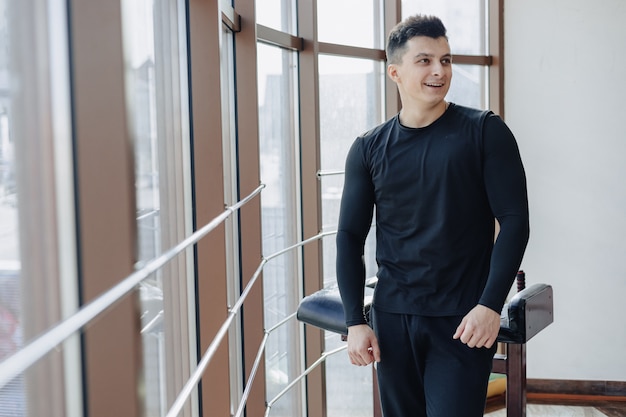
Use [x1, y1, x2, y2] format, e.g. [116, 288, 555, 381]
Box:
[506, 343, 527, 417]
[373, 366, 382, 417]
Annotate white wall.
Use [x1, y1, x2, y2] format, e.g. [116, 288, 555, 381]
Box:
[504, 0, 626, 381]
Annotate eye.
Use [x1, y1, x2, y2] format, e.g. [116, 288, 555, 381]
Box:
[417, 58, 430, 64]
[441, 58, 452, 65]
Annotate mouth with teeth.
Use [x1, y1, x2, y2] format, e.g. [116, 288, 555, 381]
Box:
[425, 82, 445, 87]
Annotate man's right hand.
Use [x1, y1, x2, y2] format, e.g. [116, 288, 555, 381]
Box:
[347, 324, 381, 366]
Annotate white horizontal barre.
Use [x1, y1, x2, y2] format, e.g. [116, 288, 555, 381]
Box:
[0, 184, 265, 390]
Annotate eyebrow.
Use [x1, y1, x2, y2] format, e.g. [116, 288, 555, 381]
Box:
[414, 53, 453, 59]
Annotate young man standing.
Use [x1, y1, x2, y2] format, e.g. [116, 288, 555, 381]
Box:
[336, 15, 529, 416]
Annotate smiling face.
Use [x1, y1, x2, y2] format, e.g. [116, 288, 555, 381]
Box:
[387, 36, 452, 110]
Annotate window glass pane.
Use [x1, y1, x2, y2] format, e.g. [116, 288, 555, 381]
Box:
[256, 0, 296, 35]
[318, 55, 383, 172]
[0, 1, 24, 410]
[448, 64, 487, 109]
[317, 0, 382, 49]
[2, 1, 77, 415]
[319, 53, 379, 287]
[318, 54, 383, 417]
[122, 0, 196, 414]
[0, 123, 22, 417]
[257, 42, 302, 417]
[401, 0, 487, 55]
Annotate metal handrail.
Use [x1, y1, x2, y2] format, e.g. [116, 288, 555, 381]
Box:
[264, 345, 347, 417]
[232, 298, 346, 417]
[234, 312, 297, 417]
[316, 169, 344, 178]
[0, 184, 265, 390]
[165, 230, 337, 417]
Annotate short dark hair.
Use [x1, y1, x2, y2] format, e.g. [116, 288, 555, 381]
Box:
[386, 15, 448, 64]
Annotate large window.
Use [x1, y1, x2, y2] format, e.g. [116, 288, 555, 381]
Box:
[318, 54, 384, 417]
[122, 0, 197, 414]
[257, 41, 303, 417]
[316, 1, 387, 413]
[318, 55, 382, 286]
[0, 0, 78, 416]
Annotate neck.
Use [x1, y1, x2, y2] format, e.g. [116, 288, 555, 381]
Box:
[398, 101, 448, 128]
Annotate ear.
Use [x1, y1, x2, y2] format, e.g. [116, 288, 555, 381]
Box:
[387, 63, 400, 82]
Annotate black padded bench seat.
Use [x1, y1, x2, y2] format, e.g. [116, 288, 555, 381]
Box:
[296, 275, 553, 417]
[297, 278, 552, 344]
[297, 276, 377, 336]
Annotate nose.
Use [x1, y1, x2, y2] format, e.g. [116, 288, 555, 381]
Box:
[431, 61, 443, 76]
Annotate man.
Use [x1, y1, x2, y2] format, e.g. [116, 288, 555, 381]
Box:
[336, 15, 529, 417]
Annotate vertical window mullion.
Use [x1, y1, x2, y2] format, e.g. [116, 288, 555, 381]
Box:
[488, 0, 504, 116]
[233, 1, 268, 415]
[187, 0, 234, 415]
[296, 2, 328, 417]
[69, 0, 142, 415]
[219, 18, 245, 414]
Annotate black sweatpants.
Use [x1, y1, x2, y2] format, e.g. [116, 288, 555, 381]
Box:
[371, 307, 497, 417]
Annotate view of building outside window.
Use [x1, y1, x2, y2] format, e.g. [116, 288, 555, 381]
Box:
[255, 1, 305, 414]
[123, 2, 167, 413]
[257, 42, 302, 417]
[125, 1, 167, 416]
[315, 3, 386, 416]
[319, 54, 384, 417]
[123, 0, 195, 414]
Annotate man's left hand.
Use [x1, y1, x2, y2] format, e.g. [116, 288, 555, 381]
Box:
[453, 304, 500, 348]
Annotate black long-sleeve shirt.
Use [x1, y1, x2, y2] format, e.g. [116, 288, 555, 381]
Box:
[336, 103, 529, 327]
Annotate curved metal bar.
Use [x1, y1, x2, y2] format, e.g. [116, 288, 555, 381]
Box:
[0, 184, 265, 390]
[264, 345, 347, 417]
[233, 312, 297, 417]
[165, 257, 268, 417]
[165, 230, 338, 417]
[264, 230, 336, 263]
[316, 169, 344, 178]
